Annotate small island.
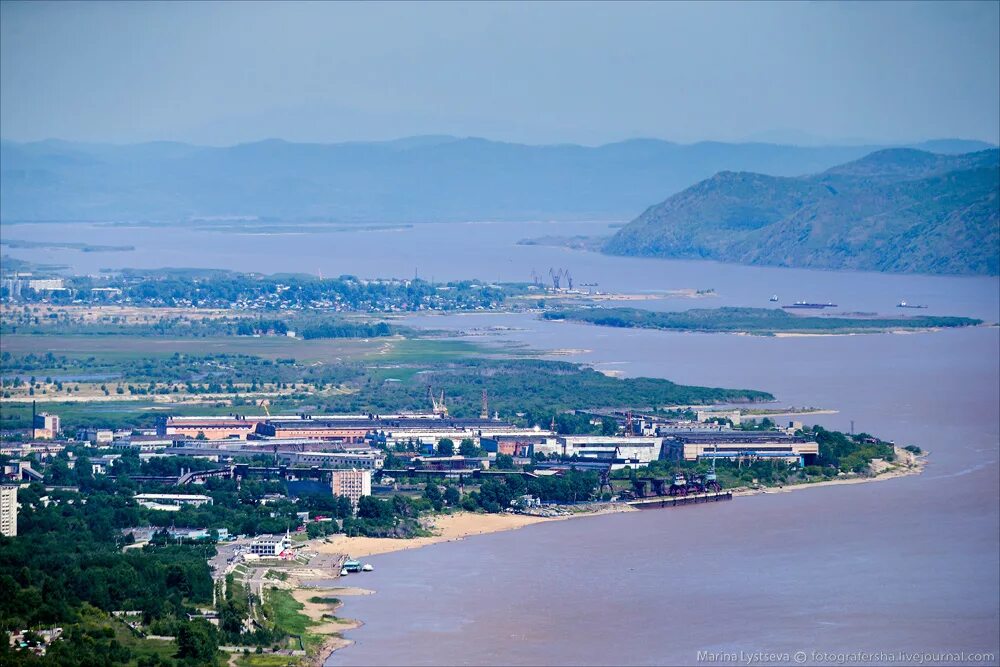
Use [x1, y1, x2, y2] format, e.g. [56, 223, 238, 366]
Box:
[542, 306, 984, 335]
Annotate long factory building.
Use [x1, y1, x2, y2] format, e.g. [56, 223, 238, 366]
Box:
[663, 432, 819, 465]
[158, 414, 549, 445]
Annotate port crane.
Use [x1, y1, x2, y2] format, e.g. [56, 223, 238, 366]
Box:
[548, 268, 573, 290]
[428, 387, 449, 417]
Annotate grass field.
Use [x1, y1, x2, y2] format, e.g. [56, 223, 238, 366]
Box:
[0, 331, 515, 365]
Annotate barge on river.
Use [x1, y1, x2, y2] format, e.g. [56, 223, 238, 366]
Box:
[628, 490, 732, 510]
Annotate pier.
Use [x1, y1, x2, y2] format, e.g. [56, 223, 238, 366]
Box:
[628, 491, 732, 510]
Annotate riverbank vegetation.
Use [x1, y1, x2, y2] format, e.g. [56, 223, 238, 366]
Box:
[0, 345, 771, 433]
[543, 306, 983, 335]
[0, 483, 223, 666]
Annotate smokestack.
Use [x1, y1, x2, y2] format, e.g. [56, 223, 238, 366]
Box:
[31, 400, 36, 439]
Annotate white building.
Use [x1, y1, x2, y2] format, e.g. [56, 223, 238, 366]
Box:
[27, 278, 65, 292]
[249, 534, 291, 557]
[78, 428, 115, 445]
[331, 469, 372, 508]
[696, 409, 743, 426]
[134, 493, 213, 510]
[535, 436, 664, 464]
[1, 485, 17, 537]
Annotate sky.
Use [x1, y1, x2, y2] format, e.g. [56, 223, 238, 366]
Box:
[1, 1, 998, 147]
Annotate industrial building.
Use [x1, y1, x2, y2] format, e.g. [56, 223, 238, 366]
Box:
[134, 493, 214, 510]
[1, 485, 17, 537]
[158, 416, 261, 440]
[534, 436, 665, 467]
[160, 413, 549, 445]
[77, 428, 116, 444]
[480, 434, 551, 457]
[276, 450, 385, 469]
[331, 469, 372, 508]
[664, 432, 819, 465]
[32, 413, 60, 440]
[112, 435, 188, 452]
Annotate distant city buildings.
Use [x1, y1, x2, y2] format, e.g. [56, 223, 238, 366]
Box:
[1, 485, 17, 537]
[331, 469, 372, 508]
[26, 278, 66, 292]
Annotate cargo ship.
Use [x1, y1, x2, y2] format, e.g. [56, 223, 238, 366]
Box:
[896, 301, 928, 309]
[782, 301, 838, 310]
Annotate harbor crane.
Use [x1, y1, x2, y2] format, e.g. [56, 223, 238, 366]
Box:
[548, 268, 573, 290]
[428, 386, 449, 417]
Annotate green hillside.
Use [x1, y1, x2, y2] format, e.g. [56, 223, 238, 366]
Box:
[604, 148, 1000, 275]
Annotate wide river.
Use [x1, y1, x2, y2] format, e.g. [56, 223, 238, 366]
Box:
[3, 220, 998, 665]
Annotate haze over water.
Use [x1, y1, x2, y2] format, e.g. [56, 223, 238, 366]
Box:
[5, 220, 999, 665]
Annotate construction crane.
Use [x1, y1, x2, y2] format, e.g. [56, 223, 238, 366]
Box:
[530, 269, 541, 286]
[549, 268, 561, 289]
[480, 389, 489, 419]
[564, 270, 573, 290]
[258, 399, 271, 419]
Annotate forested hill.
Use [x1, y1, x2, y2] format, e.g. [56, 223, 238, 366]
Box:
[0, 136, 992, 222]
[603, 148, 1000, 276]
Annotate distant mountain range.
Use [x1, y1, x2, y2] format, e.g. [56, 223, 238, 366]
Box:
[604, 148, 1000, 276]
[0, 135, 993, 223]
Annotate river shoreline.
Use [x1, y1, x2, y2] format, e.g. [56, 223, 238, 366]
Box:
[292, 449, 925, 664]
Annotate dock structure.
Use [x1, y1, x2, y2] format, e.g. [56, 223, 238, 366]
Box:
[628, 491, 732, 510]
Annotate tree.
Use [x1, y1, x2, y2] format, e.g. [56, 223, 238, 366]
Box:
[495, 454, 514, 470]
[443, 486, 461, 506]
[176, 618, 219, 664]
[423, 483, 443, 511]
[459, 439, 478, 457]
[437, 438, 455, 456]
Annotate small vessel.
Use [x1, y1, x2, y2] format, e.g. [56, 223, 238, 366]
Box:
[344, 559, 363, 573]
[896, 301, 928, 309]
[362, 563, 374, 572]
[340, 568, 349, 576]
[769, 295, 779, 302]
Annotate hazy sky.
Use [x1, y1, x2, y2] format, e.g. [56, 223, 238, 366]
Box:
[2, 1, 998, 146]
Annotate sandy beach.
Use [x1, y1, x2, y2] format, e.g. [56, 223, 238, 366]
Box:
[310, 511, 583, 560]
[288, 587, 370, 666]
